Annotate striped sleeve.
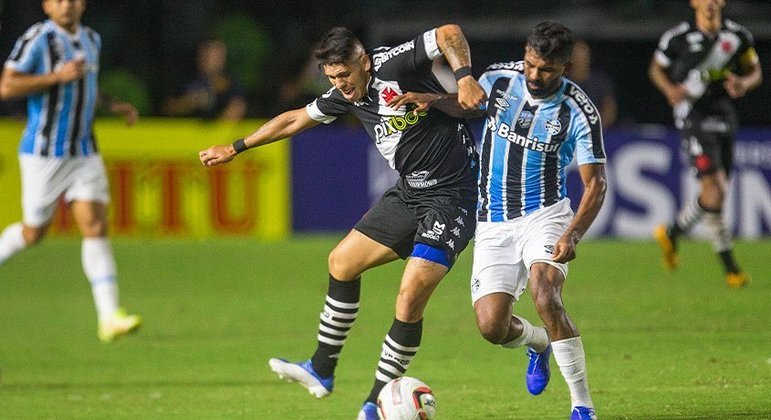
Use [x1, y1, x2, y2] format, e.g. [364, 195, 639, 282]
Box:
[565, 84, 605, 165]
[5, 24, 46, 73]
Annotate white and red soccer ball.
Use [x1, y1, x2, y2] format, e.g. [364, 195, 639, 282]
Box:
[376, 376, 437, 420]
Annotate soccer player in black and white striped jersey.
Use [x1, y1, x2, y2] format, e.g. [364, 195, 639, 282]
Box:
[200, 24, 486, 419]
[650, 0, 762, 288]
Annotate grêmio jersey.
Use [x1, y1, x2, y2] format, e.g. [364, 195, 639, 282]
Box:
[476, 61, 605, 222]
[305, 29, 478, 196]
[5, 20, 102, 158]
[654, 18, 758, 121]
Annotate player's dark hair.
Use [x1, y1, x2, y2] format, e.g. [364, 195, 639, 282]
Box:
[526, 21, 574, 63]
[314, 27, 364, 68]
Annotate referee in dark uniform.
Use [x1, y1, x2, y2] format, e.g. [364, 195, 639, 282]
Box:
[650, 0, 761, 288]
[199, 25, 486, 419]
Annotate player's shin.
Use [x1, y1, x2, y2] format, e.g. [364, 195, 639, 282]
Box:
[310, 274, 361, 378]
[82, 237, 119, 321]
[365, 318, 422, 403]
[553, 336, 594, 409]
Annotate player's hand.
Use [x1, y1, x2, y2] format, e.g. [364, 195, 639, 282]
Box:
[56, 59, 85, 84]
[456, 76, 487, 110]
[664, 84, 687, 106]
[723, 72, 748, 99]
[199, 144, 236, 167]
[551, 232, 579, 263]
[387, 92, 437, 115]
[111, 102, 139, 126]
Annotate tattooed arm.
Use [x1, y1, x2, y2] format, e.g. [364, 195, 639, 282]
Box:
[435, 24, 486, 109]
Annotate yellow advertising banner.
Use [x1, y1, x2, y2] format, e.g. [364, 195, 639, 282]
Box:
[0, 118, 289, 239]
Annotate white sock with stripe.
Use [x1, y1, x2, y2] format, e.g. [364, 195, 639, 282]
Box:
[82, 237, 119, 322]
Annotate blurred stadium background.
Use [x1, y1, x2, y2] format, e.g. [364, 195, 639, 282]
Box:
[1, 0, 768, 240]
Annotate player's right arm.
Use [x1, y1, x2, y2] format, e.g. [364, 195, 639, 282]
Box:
[198, 107, 319, 167]
[0, 59, 84, 100]
[647, 59, 686, 107]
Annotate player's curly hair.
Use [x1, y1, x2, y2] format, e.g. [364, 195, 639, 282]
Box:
[314, 27, 366, 69]
[526, 21, 574, 63]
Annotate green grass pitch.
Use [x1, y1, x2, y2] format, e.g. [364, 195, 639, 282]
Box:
[1, 237, 769, 419]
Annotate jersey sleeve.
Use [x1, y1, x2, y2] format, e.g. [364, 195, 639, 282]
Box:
[5, 26, 45, 74]
[572, 102, 606, 165]
[735, 25, 760, 71]
[305, 87, 347, 124]
[653, 22, 688, 68]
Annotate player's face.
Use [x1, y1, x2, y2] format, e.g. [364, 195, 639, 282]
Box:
[323, 54, 371, 103]
[523, 46, 569, 99]
[43, 0, 85, 33]
[690, 0, 725, 18]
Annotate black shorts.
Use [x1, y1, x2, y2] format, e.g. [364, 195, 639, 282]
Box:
[354, 183, 476, 268]
[681, 111, 737, 177]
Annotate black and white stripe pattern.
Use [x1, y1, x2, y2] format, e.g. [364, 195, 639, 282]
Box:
[676, 198, 705, 233]
[317, 296, 359, 347]
[375, 333, 420, 383]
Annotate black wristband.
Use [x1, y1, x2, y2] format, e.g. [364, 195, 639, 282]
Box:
[453, 66, 473, 82]
[232, 138, 248, 154]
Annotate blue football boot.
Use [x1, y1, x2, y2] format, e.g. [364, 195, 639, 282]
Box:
[268, 358, 333, 398]
[356, 401, 379, 420]
[571, 405, 597, 419]
[525, 344, 552, 395]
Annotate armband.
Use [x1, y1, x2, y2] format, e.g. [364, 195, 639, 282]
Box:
[232, 138, 248, 154]
[453, 66, 473, 82]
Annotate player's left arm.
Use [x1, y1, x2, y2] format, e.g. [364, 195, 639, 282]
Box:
[435, 24, 486, 109]
[724, 48, 762, 99]
[387, 91, 483, 119]
[97, 92, 139, 126]
[552, 163, 607, 263]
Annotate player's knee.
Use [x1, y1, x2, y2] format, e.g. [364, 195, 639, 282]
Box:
[327, 247, 360, 280]
[22, 225, 47, 245]
[476, 316, 508, 344]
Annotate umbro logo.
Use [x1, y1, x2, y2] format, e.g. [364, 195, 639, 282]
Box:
[494, 97, 510, 111]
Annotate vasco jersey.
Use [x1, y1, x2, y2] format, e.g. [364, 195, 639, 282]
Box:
[654, 18, 758, 120]
[477, 61, 605, 222]
[306, 29, 478, 195]
[5, 20, 101, 158]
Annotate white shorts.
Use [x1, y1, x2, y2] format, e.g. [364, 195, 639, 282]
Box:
[470, 198, 573, 304]
[19, 154, 110, 227]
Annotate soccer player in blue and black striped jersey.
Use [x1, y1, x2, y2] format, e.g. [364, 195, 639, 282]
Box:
[394, 21, 606, 419]
[471, 22, 606, 420]
[0, 0, 141, 342]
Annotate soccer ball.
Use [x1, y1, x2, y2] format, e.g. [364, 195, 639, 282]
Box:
[376, 376, 437, 420]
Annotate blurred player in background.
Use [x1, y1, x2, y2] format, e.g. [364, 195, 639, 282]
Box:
[0, 0, 141, 342]
[199, 24, 485, 419]
[162, 38, 247, 121]
[570, 40, 617, 129]
[650, 0, 762, 287]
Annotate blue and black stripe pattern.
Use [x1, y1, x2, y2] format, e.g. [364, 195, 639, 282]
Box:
[477, 61, 606, 222]
[5, 20, 101, 158]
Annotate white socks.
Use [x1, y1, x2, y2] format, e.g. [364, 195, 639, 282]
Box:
[501, 315, 549, 352]
[82, 238, 119, 321]
[552, 336, 594, 408]
[0, 222, 27, 265]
